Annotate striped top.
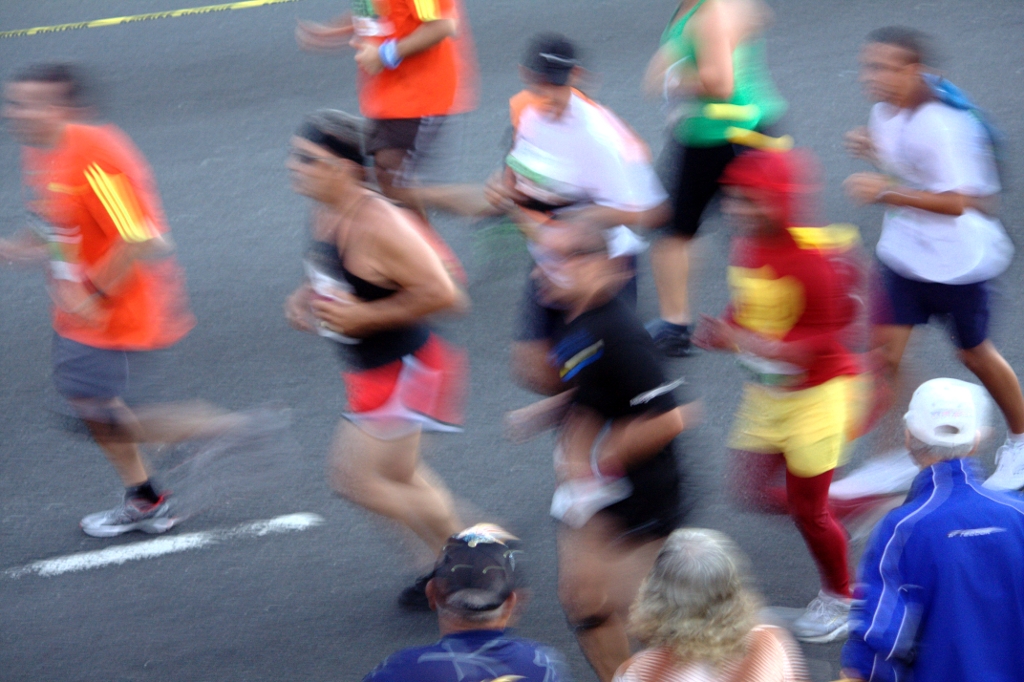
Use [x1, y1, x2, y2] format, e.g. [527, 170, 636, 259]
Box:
[614, 626, 808, 682]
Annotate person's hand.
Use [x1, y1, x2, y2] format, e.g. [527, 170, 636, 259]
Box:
[0, 238, 47, 265]
[555, 407, 605, 483]
[836, 669, 866, 681]
[504, 391, 574, 444]
[483, 169, 521, 213]
[692, 314, 738, 352]
[352, 38, 384, 75]
[284, 284, 316, 332]
[844, 126, 877, 164]
[844, 172, 893, 206]
[52, 280, 106, 327]
[295, 18, 353, 51]
[309, 290, 366, 337]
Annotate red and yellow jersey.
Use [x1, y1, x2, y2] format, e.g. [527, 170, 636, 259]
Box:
[23, 123, 193, 350]
[352, 0, 476, 119]
[726, 225, 862, 388]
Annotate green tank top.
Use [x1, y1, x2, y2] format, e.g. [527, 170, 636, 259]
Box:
[661, 0, 786, 146]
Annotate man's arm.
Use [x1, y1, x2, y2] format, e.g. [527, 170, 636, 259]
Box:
[841, 517, 917, 681]
[309, 202, 457, 337]
[844, 172, 995, 216]
[595, 407, 686, 477]
[295, 14, 354, 51]
[354, 18, 457, 75]
[691, 0, 736, 100]
[0, 229, 47, 265]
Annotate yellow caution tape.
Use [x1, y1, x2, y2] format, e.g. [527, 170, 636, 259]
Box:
[0, 0, 305, 40]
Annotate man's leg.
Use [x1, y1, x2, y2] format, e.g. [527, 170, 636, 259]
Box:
[727, 449, 789, 514]
[650, 234, 692, 326]
[557, 515, 663, 682]
[785, 468, 850, 598]
[959, 345, 1024, 435]
[73, 398, 150, 487]
[648, 142, 736, 356]
[328, 419, 461, 554]
[870, 324, 914, 385]
[373, 148, 413, 206]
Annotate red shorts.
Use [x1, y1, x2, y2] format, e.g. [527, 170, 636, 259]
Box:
[342, 335, 466, 439]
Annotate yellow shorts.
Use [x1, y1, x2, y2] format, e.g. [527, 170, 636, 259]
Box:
[727, 375, 864, 477]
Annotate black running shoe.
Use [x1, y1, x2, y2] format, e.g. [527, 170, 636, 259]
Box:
[646, 319, 692, 357]
[397, 573, 433, 611]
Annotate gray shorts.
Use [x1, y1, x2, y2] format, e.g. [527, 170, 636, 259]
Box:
[51, 334, 168, 403]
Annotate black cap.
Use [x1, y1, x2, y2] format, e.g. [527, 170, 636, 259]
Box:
[431, 524, 520, 612]
[521, 33, 578, 86]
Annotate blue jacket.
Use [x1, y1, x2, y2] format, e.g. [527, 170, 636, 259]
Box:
[841, 459, 1024, 681]
[364, 629, 569, 682]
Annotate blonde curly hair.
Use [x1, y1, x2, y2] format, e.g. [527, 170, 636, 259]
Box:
[628, 529, 761, 668]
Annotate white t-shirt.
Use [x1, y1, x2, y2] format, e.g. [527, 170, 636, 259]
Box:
[507, 91, 667, 257]
[870, 101, 1012, 284]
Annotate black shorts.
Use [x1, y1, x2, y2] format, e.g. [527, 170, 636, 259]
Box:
[871, 263, 990, 350]
[601, 446, 685, 543]
[51, 334, 169, 403]
[365, 116, 446, 186]
[662, 124, 784, 238]
[664, 139, 738, 238]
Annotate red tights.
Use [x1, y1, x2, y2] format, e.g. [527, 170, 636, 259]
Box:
[728, 450, 851, 597]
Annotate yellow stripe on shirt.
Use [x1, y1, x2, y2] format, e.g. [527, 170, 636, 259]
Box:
[413, 0, 441, 22]
[84, 164, 152, 242]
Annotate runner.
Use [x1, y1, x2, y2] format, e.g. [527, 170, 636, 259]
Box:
[642, 0, 787, 356]
[496, 33, 667, 393]
[0, 64, 262, 538]
[284, 110, 467, 608]
[509, 223, 691, 682]
[296, 0, 476, 214]
[844, 26, 1024, 491]
[693, 149, 863, 643]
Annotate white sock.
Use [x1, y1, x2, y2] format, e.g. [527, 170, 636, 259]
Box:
[1007, 431, 1024, 445]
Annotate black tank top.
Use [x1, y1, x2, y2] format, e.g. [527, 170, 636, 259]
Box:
[305, 238, 429, 370]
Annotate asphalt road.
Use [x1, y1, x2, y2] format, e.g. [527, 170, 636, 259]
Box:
[2, 1, 1023, 681]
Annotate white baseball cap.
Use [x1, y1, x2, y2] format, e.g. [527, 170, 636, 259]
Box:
[904, 378, 978, 447]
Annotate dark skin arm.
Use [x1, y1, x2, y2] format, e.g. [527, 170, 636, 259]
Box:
[844, 171, 997, 216]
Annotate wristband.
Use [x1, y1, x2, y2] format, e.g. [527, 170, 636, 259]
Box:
[378, 39, 403, 70]
[82, 275, 108, 299]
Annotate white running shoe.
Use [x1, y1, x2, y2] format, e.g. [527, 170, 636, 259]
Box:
[791, 590, 851, 643]
[829, 449, 920, 500]
[984, 438, 1024, 491]
[80, 495, 177, 538]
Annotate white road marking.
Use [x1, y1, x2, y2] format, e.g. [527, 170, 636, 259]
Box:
[4, 513, 324, 579]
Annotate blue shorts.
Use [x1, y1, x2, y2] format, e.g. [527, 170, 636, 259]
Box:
[871, 264, 989, 350]
[52, 334, 168, 403]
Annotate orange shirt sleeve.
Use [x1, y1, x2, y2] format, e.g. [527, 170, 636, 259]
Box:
[82, 161, 160, 244]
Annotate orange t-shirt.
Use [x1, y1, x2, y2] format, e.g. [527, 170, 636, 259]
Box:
[23, 123, 194, 350]
[352, 0, 476, 118]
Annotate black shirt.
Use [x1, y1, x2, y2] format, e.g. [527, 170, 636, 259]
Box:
[551, 297, 679, 421]
[550, 297, 685, 538]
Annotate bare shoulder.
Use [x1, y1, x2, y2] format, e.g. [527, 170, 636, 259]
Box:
[696, 0, 769, 40]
